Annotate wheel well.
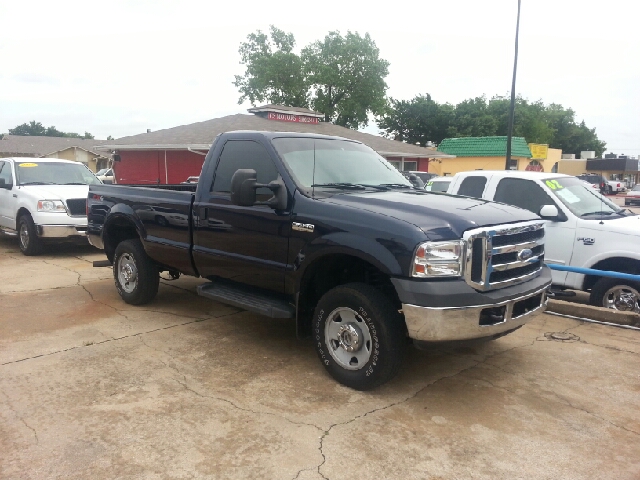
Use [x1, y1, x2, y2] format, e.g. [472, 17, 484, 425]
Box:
[16, 207, 31, 228]
[297, 254, 401, 337]
[104, 217, 140, 262]
[583, 257, 640, 290]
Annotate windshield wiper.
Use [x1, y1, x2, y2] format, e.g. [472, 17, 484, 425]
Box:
[19, 181, 55, 185]
[376, 183, 412, 189]
[62, 182, 88, 185]
[581, 211, 615, 217]
[311, 183, 367, 190]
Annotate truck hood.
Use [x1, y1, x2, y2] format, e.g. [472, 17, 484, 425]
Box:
[18, 184, 90, 201]
[582, 214, 640, 237]
[320, 191, 539, 240]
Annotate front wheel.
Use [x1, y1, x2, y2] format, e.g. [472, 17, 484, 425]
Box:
[313, 283, 405, 390]
[18, 214, 42, 256]
[589, 277, 640, 313]
[113, 239, 159, 305]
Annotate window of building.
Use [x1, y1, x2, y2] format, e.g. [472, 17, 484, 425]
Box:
[457, 176, 487, 198]
[403, 161, 418, 171]
[494, 178, 555, 215]
[212, 141, 279, 198]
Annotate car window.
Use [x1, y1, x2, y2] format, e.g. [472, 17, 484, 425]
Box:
[494, 178, 556, 215]
[0, 161, 13, 186]
[632, 185, 640, 191]
[426, 180, 451, 192]
[212, 140, 279, 198]
[457, 176, 487, 198]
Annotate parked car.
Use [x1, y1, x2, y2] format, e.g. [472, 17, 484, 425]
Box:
[447, 170, 640, 312]
[96, 168, 114, 184]
[0, 158, 100, 255]
[577, 174, 625, 194]
[425, 176, 453, 192]
[87, 131, 550, 390]
[625, 184, 640, 206]
[401, 172, 425, 189]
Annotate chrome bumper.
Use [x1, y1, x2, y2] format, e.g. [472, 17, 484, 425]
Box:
[402, 285, 548, 342]
[36, 225, 88, 238]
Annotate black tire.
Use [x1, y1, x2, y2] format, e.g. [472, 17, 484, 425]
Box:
[313, 283, 405, 390]
[607, 186, 613, 195]
[113, 239, 159, 305]
[18, 214, 42, 256]
[589, 277, 640, 313]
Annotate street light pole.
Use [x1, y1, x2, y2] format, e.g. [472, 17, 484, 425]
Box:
[505, 0, 522, 170]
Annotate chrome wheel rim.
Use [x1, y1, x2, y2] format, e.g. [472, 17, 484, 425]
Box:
[19, 222, 29, 250]
[324, 307, 372, 370]
[117, 253, 138, 294]
[602, 285, 640, 313]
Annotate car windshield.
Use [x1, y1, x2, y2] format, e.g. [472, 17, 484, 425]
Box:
[271, 138, 411, 191]
[632, 185, 640, 191]
[96, 168, 111, 176]
[545, 176, 623, 217]
[426, 180, 450, 192]
[16, 161, 101, 186]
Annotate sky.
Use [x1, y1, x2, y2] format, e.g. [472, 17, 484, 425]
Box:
[0, 0, 638, 156]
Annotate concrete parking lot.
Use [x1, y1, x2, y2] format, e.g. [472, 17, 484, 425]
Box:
[1, 236, 639, 479]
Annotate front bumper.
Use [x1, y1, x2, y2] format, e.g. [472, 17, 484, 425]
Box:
[36, 224, 87, 238]
[394, 268, 551, 342]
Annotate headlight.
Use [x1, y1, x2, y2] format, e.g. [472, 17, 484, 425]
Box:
[37, 200, 67, 213]
[412, 240, 464, 277]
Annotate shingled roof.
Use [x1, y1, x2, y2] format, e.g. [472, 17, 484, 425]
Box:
[0, 135, 112, 159]
[101, 114, 450, 158]
[437, 136, 532, 158]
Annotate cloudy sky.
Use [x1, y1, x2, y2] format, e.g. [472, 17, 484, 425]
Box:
[1, 0, 638, 155]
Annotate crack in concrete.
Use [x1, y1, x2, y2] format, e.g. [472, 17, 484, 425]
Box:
[0, 389, 38, 445]
[1, 311, 239, 366]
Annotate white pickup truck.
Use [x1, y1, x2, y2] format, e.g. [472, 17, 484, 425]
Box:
[447, 170, 640, 313]
[0, 157, 101, 255]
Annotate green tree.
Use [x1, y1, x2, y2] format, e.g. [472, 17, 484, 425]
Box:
[302, 31, 389, 128]
[233, 26, 308, 108]
[234, 27, 390, 129]
[9, 121, 95, 139]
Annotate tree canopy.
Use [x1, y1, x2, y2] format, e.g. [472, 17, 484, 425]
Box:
[9, 121, 94, 139]
[377, 95, 606, 157]
[234, 26, 389, 129]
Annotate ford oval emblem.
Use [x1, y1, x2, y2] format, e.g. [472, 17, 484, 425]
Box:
[518, 248, 533, 261]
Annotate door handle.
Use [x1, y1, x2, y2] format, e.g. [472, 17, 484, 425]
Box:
[13, 194, 17, 198]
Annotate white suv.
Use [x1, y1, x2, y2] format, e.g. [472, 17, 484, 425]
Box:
[0, 157, 101, 255]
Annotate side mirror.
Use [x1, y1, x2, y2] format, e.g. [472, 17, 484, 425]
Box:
[230, 169, 288, 210]
[539, 204, 559, 219]
[0, 178, 11, 189]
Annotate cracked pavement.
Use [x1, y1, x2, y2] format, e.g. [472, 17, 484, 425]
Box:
[1, 237, 639, 479]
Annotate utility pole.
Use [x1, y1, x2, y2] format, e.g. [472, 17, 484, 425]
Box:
[505, 0, 522, 170]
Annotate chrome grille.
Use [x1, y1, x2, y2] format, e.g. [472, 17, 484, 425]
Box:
[463, 221, 545, 291]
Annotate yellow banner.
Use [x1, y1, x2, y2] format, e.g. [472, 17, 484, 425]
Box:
[529, 143, 548, 159]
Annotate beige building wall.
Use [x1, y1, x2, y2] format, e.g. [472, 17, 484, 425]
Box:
[429, 156, 530, 176]
[43, 147, 103, 172]
[558, 159, 588, 176]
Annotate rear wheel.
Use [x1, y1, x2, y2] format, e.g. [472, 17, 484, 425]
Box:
[113, 239, 159, 305]
[313, 283, 405, 390]
[18, 214, 42, 256]
[589, 277, 640, 313]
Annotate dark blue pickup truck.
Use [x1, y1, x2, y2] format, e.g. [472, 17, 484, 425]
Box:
[87, 131, 551, 389]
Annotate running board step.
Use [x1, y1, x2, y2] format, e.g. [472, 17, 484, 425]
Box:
[197, 280, 295, 318]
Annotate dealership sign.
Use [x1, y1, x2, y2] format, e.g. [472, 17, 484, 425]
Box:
[267, 112, 320, 124]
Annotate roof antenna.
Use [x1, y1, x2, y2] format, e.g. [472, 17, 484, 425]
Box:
[599, 170, 605, 225]
[312, 140, 316, 198]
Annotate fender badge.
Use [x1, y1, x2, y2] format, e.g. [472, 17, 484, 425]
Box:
[577, 237, 595, 245]
[292, 222, 314, 233]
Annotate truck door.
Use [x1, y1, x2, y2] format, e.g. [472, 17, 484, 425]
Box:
[488, 177, 576, 286]
[192, 139, 291, 293]
[0, 161, 16, 229]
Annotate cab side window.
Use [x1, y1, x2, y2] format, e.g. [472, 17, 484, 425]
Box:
[0, 161, 13, 188]
[494, 178, 555, 215]
[211, 140, 279, 200]
[457, 176, 487, 198]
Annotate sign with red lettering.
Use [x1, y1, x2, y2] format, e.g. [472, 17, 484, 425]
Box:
[267, 112, 319, 124]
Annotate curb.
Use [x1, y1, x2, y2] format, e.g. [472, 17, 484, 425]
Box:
[547, 299, 640, 327]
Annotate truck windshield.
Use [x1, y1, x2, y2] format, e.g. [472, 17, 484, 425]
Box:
[16, 161, 101, 186]
[271, 138, 411, 191]
[545, 177, 623, 217]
